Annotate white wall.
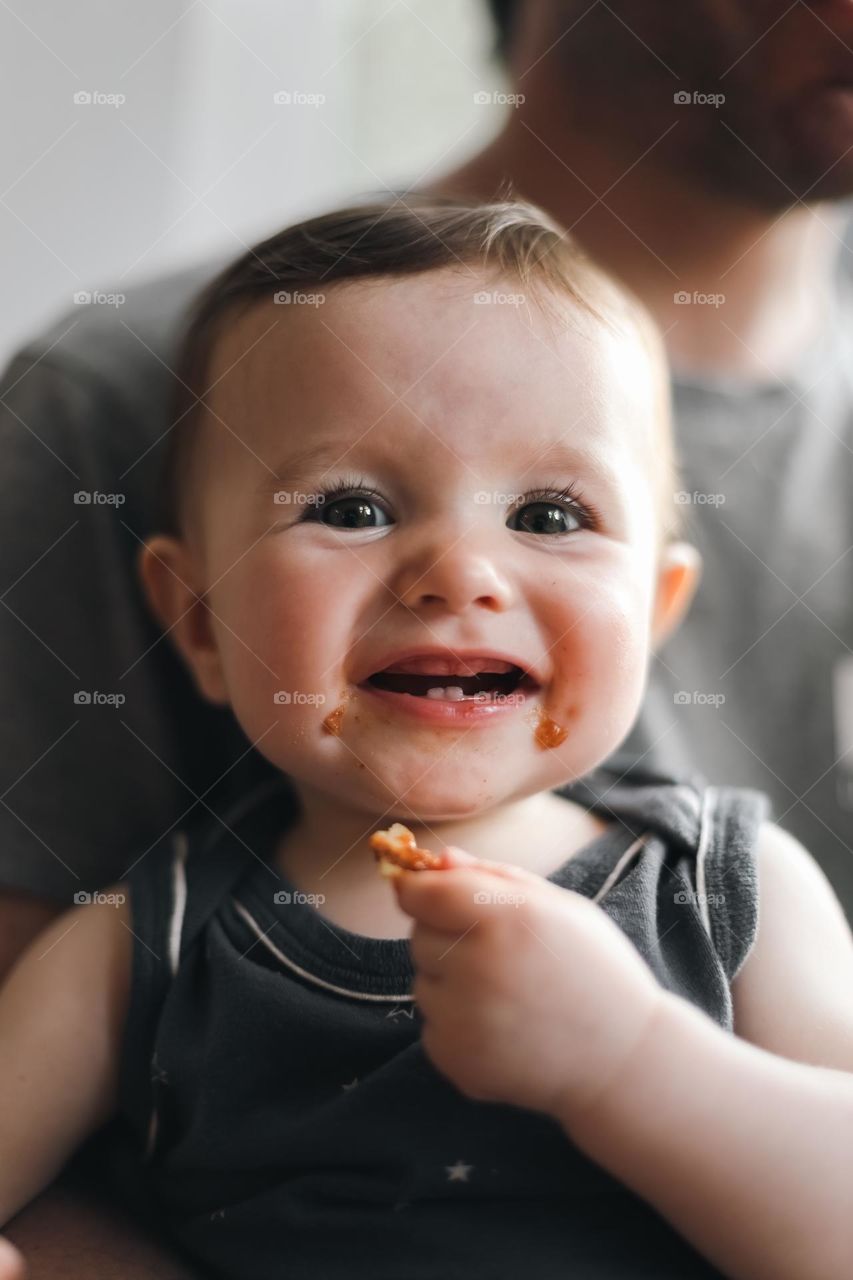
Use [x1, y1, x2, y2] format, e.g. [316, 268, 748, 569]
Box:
[0, 0, 509, 366]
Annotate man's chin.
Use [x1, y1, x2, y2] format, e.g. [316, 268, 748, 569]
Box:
[783, 87, 853, 201]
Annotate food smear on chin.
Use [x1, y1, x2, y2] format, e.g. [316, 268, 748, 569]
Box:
[322, 700, 348, 736]
[531, 705, 572, 750]
[369, 823, 444, 878]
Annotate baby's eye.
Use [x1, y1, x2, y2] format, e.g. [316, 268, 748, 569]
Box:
[507, 488, 593, 536]
[304, 488, 392, 530]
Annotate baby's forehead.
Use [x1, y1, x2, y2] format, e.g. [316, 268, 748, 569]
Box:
[207, 273, 661, 470]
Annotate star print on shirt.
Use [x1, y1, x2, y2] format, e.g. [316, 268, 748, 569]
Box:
[446, 1160, 473, 1183]
[385, 1005, 414, 1020]
[342, 1078, 358, 1091]
[150, 1054, 169, 1086]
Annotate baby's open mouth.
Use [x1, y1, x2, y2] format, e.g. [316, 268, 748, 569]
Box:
[362, 659, 538, 702]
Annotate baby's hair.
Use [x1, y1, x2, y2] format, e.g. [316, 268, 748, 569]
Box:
[163, 193, 683, 546]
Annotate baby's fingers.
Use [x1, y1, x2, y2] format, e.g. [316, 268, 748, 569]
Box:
[393, 865, 524, 932]
[441, 845, 543, 885]
[0, 1236, 26, 1280]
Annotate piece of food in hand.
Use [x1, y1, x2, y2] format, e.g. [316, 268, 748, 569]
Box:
[369, 823, 444, 876]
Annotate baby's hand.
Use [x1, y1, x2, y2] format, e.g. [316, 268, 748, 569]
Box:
[392, 848, 664, 1123]
[0, 1235, 25, 1279]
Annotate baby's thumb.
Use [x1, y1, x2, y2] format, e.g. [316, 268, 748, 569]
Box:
[440, 845, 478, 867]
[0, 1236, 26, 1280]
[441, 846, 539, 883]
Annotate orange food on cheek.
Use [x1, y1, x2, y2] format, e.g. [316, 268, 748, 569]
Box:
[321, 703, 347, 736]
[531, 704, 578, 750]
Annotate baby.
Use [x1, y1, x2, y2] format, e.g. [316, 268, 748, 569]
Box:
[0, 197, 852, 1280]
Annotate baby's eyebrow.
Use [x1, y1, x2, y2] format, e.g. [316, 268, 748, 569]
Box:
[255, 436, 622, 495]
[256, 440, 361, 493]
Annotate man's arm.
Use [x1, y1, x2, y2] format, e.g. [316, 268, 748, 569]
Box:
[0, 890, 61, 985]
[556, 822, 853, 1280]
[4, 1176, 199, 1280]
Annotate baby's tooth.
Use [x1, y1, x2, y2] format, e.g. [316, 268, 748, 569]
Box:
[425, 685, 466, 700]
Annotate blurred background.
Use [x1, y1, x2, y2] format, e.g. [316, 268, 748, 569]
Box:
[0, 0, 507, 365]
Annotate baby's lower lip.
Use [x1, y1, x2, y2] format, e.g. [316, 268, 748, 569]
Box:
[355, 678, 539, 724]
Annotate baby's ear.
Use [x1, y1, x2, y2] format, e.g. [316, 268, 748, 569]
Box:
[650, 541, 702, 650]
[137, 536, 230, 706]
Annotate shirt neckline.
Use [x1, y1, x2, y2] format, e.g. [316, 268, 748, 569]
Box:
[227, 784, 647, 999]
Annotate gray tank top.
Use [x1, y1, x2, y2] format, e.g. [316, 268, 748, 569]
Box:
[115, 760, 769, 1279]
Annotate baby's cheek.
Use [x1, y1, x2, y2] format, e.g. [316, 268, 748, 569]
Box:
[208, 561, 341, 722]
[544, 578, 649, 745]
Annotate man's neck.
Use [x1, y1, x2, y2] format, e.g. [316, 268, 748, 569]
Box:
[429, 98, 843, 383]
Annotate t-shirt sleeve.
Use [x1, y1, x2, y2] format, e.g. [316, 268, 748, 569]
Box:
[0, 348, 180, 898]
[0, 338, 246, 901]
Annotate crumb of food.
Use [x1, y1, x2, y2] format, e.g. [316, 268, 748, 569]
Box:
[369, 823, 444, 876]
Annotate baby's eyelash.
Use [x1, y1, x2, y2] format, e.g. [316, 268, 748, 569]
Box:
[519, 480, 602, 529]
[299, 474, 601, 529]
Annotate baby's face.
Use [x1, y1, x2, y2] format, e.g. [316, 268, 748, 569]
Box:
[182, 268, 666, 820]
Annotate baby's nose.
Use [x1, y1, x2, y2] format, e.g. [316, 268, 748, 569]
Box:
[394, 548, 514, 614]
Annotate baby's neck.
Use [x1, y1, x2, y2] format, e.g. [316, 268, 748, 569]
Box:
[272, 787, 608, 940]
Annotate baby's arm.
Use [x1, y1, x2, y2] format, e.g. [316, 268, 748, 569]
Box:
[0, 884, 130, 1232]
[558, 821, 853, 1280]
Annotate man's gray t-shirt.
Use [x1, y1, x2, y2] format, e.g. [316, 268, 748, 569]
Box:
[2, 249, 852, 917]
